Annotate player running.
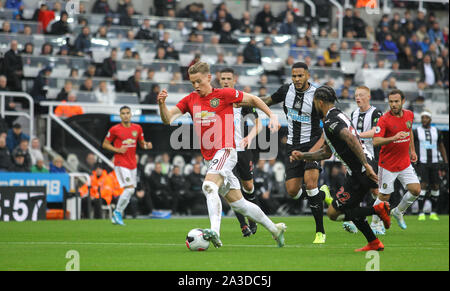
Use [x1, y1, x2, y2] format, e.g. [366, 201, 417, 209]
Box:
[290, 85, 391, 252]
[343, 86, 383, 234]
[260, 62, 327, 244]
[373, 89, 421, 230]
[413, 110, 448, 221]
[157, 62, 286, 248]
[103, 106, 153, 225]
[219, 67, 263, 237]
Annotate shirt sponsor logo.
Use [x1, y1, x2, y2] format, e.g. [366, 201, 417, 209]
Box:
[287, 108, 311, 123]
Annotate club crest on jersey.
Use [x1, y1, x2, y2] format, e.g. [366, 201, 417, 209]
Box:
[406, 121, 412, 129]
[132, 131, 138, 137]
[294, 101, 301, 109]
[210, 98, 220, 108]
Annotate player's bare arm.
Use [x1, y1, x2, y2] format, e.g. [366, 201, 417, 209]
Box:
[290, 143, 332, 162]
[339, 128, 378, 182]
[409, 128, 418, 163]
[240, 93, 280, 133]
[102, 138, 127, 154]
[359, 127, 376, 139]
[308, 132, 325, 152]
[157, 89, 184, 124]
[139, 140, 153, 150]
[259, 96, 278, 107]
[373, 131, 409, 147]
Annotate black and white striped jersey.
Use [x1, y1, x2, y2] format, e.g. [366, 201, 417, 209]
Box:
[351, 106, 383, 160]
[414, 125, 444, 164]
[271, 82, 322, 148]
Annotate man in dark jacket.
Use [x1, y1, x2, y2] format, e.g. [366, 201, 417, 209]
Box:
[3, 40, 23, 91]
[6, 123, 29, 153]
[29, 66, 52, 114]
[0, 137, 12, 172]
[74, 26, 91, 57]
[169, 165, 188, 214]
[8, 150, 30, 172]
[125, 69, 142, 99]
[186, 163, 207, 214]
[254, 3, 275, 34]
[50, 11, 71, 35]
[0, 75, 18, 127]
[243, 37, 262, 64]
[149, 162, 172, 210]
[101, 48, 118, 78]
[135, 19, 153, 40]
[92, 0, 112, 14]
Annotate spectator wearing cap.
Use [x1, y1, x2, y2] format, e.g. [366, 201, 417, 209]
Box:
[50, 155, 66, 173]
[12, 139, 32, 169]
[8, 149, 30, 172]
[0, 137, 12, 172]
[6, 123, 29, 153]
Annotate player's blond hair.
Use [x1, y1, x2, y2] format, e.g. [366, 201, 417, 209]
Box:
[355, 85, 370, 93]
[188, 62, 210, 76]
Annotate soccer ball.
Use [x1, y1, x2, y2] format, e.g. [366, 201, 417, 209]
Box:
[185, 228, 210, 251]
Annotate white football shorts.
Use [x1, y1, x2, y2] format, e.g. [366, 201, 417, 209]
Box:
[205, 148, 241, 197]
[114, 166, 137, 188]
[378, 164, 420, 194]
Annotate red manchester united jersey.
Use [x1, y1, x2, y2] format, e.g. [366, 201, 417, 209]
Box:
[176, 88, 244, 160]
[374, 109, 414, 172]
[105, 123, 144, 169]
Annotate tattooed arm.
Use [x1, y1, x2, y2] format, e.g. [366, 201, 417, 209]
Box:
[290, 143, 332, 162]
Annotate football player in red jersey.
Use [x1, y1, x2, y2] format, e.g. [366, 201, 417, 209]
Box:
[157, 62, 287, 248]
[373, 89, 421, 230]
[103, 106, 153, 225]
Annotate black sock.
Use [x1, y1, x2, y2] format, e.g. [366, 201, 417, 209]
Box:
[431, 195, 439, 213]
[235, 211, 247, 228]
[308, 191, 325, 234]
[418, 195, 425, 213]
[353, 218, 377, 243]
[344, 207, 376, 221]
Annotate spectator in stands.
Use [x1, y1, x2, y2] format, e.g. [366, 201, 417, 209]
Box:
[154, 47, 168, 60]
[416, 25, 428, 42]
[56, 81, 73, 101]
[3, 40, 23, 91]
[278, 12, 297, 35]
[212, 7, 236, 34]
[95, 81, 116, 105]
[428, 22, 444, 44]
[49, 155, 66, 173]
[143, 84, 160, 109]
[12, 138, 31, 169]
[125, 69, 142, 99]
[169, 165, 188, 214]
[329, 164, 346, 196]
[0, 75, 18, 127]
[353, 10, 367, 38]
[95, 26, 108, 39]
[31, 158, 49, 173]
[254, 159, 279, 215]
[419, 54, 440, 87]
[254, 3, 276, 34]
[243, 37, 261, 64]
[0, 20, 11, 33]
[371, 79, 389, 101]
[435, 56, 449, 88]
[186, 163, 206, 214]
[323, 43, 340, 67]
[239, 11, 253, 33]
[391, 61, 400, 71]
[29, 137, 44, 166]
[40, 43, 53, 56]
[398, 45, 416, 70]
[37, 3, 55, 32]
[4, 0, 24, 10]
[403, 21, 416, 40]
[74, 26, 91, 57]
[0, 137, 12, 172]
[83, 64, 98, 78]
[120, 5, 136, 26]
[101, 48, 118, 78]
[54, 93, 84, 118]
[21, 42, 34, 55]
[149, 162, 173, 210]
[69, 68, 79, 79]
[92, 0, 112, 14]
[50, 11, 71, 35]
[29, 66, 52, 114]
[177, 3, 206, 22]
[80, 78, 94, 92]
[6, 123, 29, 153]
[117, 0, 133, 15]
[258, 87, 268, 99]
[343, 8, 356, 37]
[388, 77, 398, 89]
[135, 18, 153, 40]
[79, 162, 113, 219]
[219, 22, 239, 44]
[380, 34, 399, 55]
[146, 69, 155, 81]
[8, 149, 29, 172]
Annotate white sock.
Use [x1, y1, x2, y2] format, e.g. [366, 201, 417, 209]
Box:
[116, 187, 134, 214]
[293, 188, 302, 200]
[242, 185, 254, 195]
[397, 191, 418, 213]
[420, 190, 427, 197]
[306, 188, 319, 197]
[229, 197, 278, 235]
[430, 190, 439, 197]
[372, 198, 382, 224]
[202, 181, 222, 235]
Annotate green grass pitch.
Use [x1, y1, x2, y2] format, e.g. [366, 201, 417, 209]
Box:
[0, 215, 448, 271]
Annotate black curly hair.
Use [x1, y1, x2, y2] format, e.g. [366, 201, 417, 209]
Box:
[314, 85, 339, 104]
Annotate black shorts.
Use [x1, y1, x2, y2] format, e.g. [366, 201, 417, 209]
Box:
[415, 163, 440, 185]
[234, 150, 254, 181]
[332, 160, 378, 211]
[285, 144, 321, 181]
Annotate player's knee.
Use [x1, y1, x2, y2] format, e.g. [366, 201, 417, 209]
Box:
[242, 180, 253, 192]
[378, 193, 390, 202]
[202, 181, 219, 195]
[409, 184, 422, 196]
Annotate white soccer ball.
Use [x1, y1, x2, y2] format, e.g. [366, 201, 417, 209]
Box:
[185, 228, 210, 251]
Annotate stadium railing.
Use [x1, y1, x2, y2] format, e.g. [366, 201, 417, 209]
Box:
[0, 91, 35, 137]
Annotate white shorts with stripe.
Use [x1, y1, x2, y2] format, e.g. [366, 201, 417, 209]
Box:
[205, 148, 240, 197]
[114, 166, 137, 188]
[378, 164, 420, 194]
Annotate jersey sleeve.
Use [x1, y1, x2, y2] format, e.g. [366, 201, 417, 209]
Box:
[271, 84, 289, 104]
[175, 94, 192, 114]
[138, 125, 145, 142]
[105, 126, 116, 142]
[371, 109, 383, 128]
[222, 88, 244, 104]
[324, 117, 348, 138]
[373, 115, 386, 138]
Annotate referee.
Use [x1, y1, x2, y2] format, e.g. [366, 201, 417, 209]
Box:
[413, 110, 448, 221]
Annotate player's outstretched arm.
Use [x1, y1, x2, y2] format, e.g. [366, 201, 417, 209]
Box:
[241, 92, 280, 133]
[259, 96, 277, 107]
[157, 89, 183, 125]
[373, 131, 408, 147]
[340, 128, 369, 166]
[290, 143, 332, 162]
